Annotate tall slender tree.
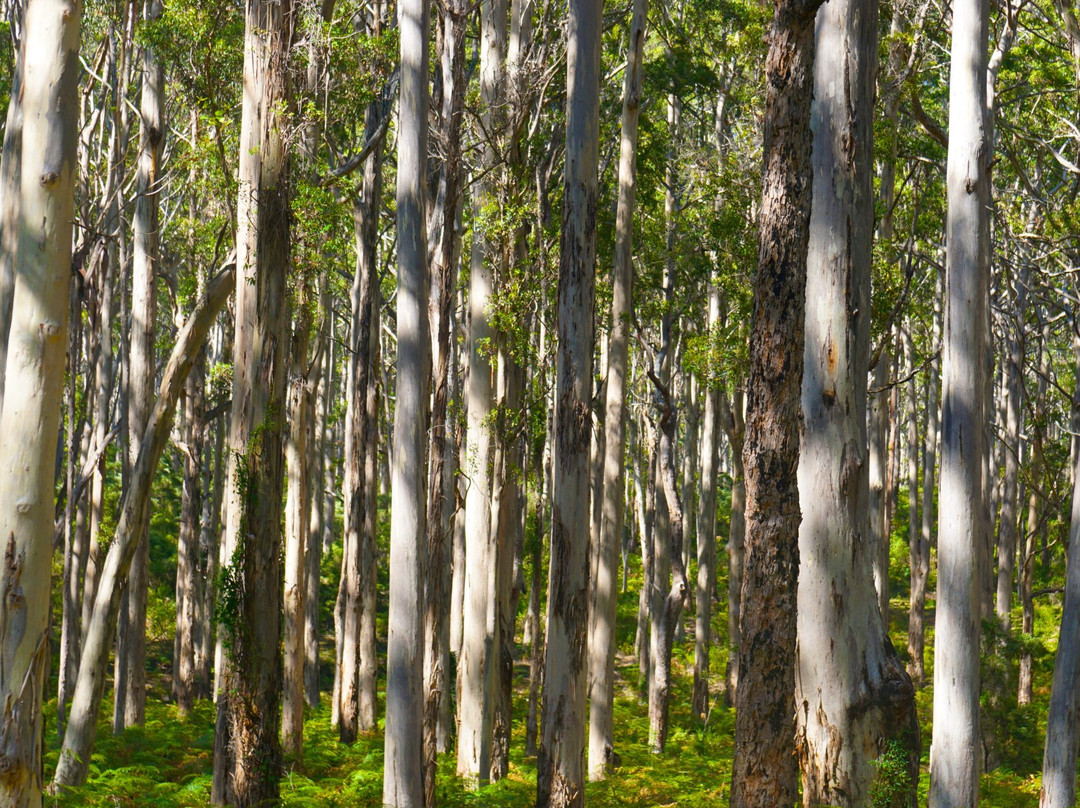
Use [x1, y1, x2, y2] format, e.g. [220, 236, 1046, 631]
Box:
[537, 0, 602, 804]
[929, 0, 990, 796]
[588, 0, 646, 779]
[729, 0, 824, 801]
[383, 0, 430, 802]
[211, 0, 296, 800]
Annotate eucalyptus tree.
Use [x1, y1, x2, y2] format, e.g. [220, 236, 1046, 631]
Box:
[588, 0, 647, 779]
[794, 0, 919, 800]
[929, 0, 991, 796]
[382, 0, 431, 801]
[728, 0, 825, 800]
[211, 0, 297, 800]
[115, 0, 165, 731]
[537, 0, 602, 804]
[0, 0, 80, 802]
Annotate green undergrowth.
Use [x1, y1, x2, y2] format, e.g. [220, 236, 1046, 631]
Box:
[41, 486, 1063, 806]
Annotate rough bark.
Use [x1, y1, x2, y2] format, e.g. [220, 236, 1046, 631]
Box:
[588, 0, 645, 777]
[54, 267, 235, 789]
[209, 0, 295, 801]
[929, 0, 991, 796]
[536, 0, 601, 804]
[0, 0, 79, 801]
[729, 0, 823, 802]
[422, 3, 466, 799]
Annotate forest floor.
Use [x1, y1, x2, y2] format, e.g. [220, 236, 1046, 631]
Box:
[42, 494, 1060, 806]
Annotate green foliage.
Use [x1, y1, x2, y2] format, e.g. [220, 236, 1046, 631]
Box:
[869, 740, 915, 808]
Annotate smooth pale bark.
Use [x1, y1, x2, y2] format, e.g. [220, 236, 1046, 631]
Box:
[794, 0, 919, 800]
[692, 282, 721, 719]
[383, 0, 430, 802]
[0, 0, 79, 802]
[116, 0, 165, 731]
[457, 0, 506, 782]
[536, 0, 601, 804]
[422, 4, 466, 798]
[996, 273, 1026, 626]
[904, 326, 928, 677]
[0, 39, 22, 418]
[210, 0, 294, 800]
[587, 0, 645, 778]
[282, 290, 314, 762]
[305, 306, 331, 708]
[729, 0, 823, 801]
[929, 0, 990, 797]
[868, 356, 890, 622]
[174, 341, 204, 718]
[912, 275, 941, 685]
[54, 267, 235, 788]
[722, 386, 745, 704]
[1039, 432, 1080, 807]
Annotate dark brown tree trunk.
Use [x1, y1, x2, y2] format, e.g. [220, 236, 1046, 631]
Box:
[729, 0, 823, 802]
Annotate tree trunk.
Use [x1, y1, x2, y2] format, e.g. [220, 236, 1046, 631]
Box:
[209, 0, 295, 801]
[282, 286, 315, 763]
[729, 0, 823, 801]
[722, 386, 745, 704]
[339, 87, 387, 742]
[1039, 417, 1080, 808]
[929, 0, 990, 796]
[536, 0, 601, 803]
[996, 270, 1026, 626]
[174, 340, 205, 718]
[0, 0, 79, 801]
[794, 0, 920, 799]
[422, 2, 466, 798]
[382, 0, 430, 801]
[0, 35, 22, 419]
[116, 0, 165, 732]
[458, 0, 507, 782]
[869, 356, 890, 623]
[692, 282, 721, 719]
[54, 267, 235, 788]
[588, 0, 645, 778]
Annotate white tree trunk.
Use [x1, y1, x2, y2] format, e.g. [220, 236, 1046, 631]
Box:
[929, 0, 990, 796]
[383, 0, 430, 802]
[588, 0, 646, 778]
[457, 0, 506, 782]
[795, 0, 919, 800]
[0, 0, 79, 802]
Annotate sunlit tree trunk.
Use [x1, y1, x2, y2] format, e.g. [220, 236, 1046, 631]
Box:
[722, 385, 745, 704]
[794, 0, 920, 799]
[588, 0, 645, 778]
[210, 0, 295, 799]
[929, 0, 990, 795]
[0, 0, 79, 801]
[996, 271, 1026, 626]
[536, 0, 601, 803]
[692, 281, 721, 719]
